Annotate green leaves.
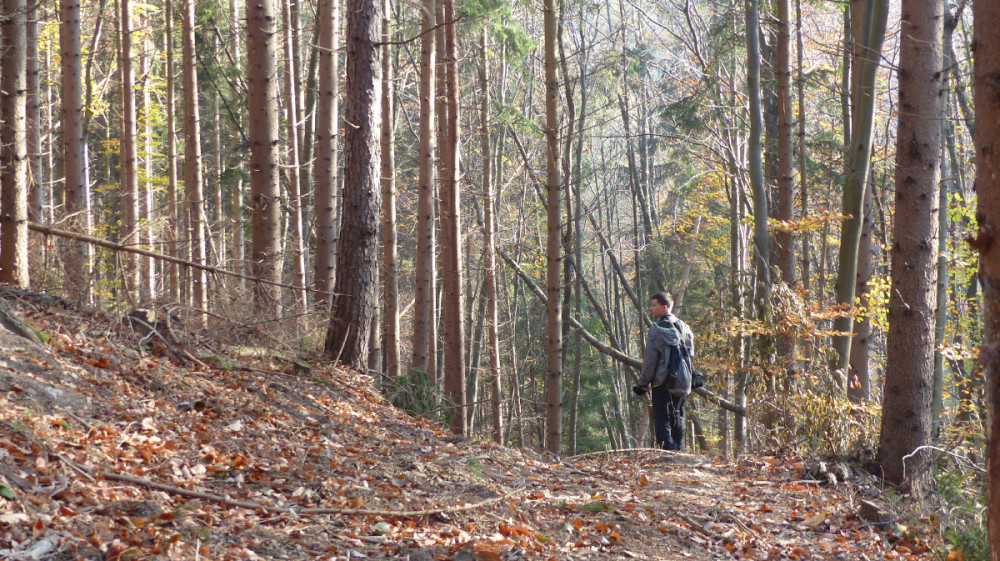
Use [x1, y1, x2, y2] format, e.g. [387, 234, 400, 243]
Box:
[0, 485, 14, 500]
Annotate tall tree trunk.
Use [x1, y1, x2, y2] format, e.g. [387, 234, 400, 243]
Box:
[313, 0, 339, 308]
[26, 2, 41, 226]
[230, 0, 245, 290]
[381, 0, 400, 379]
[141, 15, 155, 300]
[120, 0, 140, 297]
[832, 0, 888, 391]
[746, 0, 771, 343]
[543, 0, 562, 454]
[776, 0, 796, 387]
[61, 0, 88, 296]
[796, 0, 808, 298]
[247, 0, 282, 315]
[480, 31, 503, 444]
[324, 0, 382, 369]
[0, 0, 28, 288]
[439, 0, 465, 436]
[282, 0, 307, 310]
[412, 0, 436, 375]
[877, 0, 942, 493]
[183, 0, 208, 323]
[165, 0, 180, 302]
[975, 0, 1000, 544]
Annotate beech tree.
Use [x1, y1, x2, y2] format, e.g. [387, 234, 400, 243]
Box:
[832, 0, 888, 395]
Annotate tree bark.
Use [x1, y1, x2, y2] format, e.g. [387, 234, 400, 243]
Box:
[313, 0, 340, 309]
[979, 0, 1000, 521]
[480, 31, 503, 444]
[61, 0, 88, 296]
[324, 0, 382, 369]
[120, 0, 140, 296]
[26, 2, 41, 226]
[381, 0, 400, 379]
[0, 0, 29, 288]
[412, 0, 436, 376]
[832, 0, 888, 391]
[247, 0, 283, 315]
[877, 0, 942, 494]
[282, 0, 308, 310]
[182, 0, 208, 322]
[439, 0, 465, 436]
[165, 0, 180, 302]
[543, 0, 563, 454]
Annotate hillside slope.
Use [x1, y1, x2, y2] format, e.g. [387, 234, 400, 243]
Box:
[0, 287, 932, 560]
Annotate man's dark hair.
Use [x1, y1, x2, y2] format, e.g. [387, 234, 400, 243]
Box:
[651, 291, 673, 310]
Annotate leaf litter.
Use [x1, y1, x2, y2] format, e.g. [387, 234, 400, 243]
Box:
[0, 288, 937, 560]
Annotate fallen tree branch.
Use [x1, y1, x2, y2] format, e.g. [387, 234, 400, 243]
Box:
[58, 453, 525, 518]
[28, 222, 316, 295]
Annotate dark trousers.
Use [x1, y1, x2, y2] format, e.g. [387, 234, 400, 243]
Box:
[651, 383, 685, 451]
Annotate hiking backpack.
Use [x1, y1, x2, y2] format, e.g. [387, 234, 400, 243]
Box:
[654, 320, 693, 397]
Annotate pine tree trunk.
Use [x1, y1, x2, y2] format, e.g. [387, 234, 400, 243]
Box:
[543, 0, 562, 454]
[282, 0, 308, 310]
[480, 32, 503, 445]
[978, 0, 1000, 531]
[878, 0, 942, 494]
[439, 0, 466, 436]
[324, 0, 382, 369]
[381, 0, 400, 379]
[0, 0, 29, 288]
[183, 0, 208, 322]
[412, 0, 436, 375]
[61, 0, 88, 296]
[120, 0, 140, 297]
[141, 15, 155, 300]
[26, 4, 41, 226]
[165, 0, 180, 302]
[247, 0, 282, 315]
[313, 0, 340, 309]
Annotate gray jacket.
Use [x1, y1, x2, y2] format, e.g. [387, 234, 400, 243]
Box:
[638, 314, 694, 387]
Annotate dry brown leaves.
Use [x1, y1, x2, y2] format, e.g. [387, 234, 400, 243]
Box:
[0, 291, 938, 560]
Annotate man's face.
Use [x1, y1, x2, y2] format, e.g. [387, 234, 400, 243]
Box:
[649, 299, 667, 319]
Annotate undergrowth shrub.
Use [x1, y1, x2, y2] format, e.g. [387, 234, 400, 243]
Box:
[932, 426, 986, 561]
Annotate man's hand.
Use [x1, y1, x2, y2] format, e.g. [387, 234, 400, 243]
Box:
[632, 385, 648, 396]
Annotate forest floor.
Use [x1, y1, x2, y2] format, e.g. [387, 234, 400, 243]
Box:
[0, 286, 943, 561]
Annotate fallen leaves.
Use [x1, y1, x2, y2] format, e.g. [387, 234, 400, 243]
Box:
[0, 290, 945, 561]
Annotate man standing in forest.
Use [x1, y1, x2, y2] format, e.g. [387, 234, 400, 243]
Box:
[634, 292, 694, 451]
